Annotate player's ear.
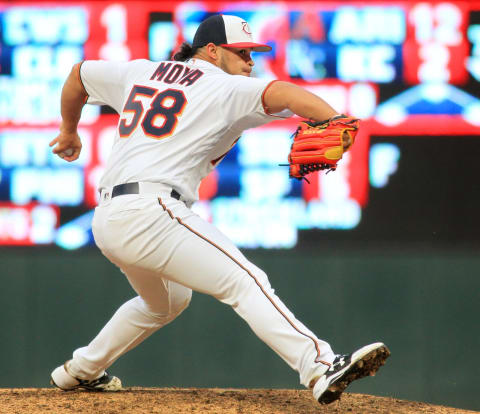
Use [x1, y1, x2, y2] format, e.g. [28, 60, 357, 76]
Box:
[205, 43, 219, 61]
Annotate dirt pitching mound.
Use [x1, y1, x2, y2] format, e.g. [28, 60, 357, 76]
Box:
[0, 388, 477, 414]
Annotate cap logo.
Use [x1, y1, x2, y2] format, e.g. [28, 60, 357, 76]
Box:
[241, 21, 252, 35]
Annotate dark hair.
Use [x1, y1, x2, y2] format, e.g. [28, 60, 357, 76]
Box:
[173, 42, 200, 61]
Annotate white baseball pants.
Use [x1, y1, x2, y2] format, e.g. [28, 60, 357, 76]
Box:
[68, 188, 335, 387]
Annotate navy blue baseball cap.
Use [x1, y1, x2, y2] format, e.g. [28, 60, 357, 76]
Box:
[192, 14, 271, 52]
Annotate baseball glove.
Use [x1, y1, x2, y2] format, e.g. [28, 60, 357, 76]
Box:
[287, 114, 360, 180]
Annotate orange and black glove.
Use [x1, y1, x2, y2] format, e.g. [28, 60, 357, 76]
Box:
[287, 115, 360, 180]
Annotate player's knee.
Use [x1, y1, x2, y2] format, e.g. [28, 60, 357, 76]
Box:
[239, 266, 271, 293]
[170, 286, 192, 316]
[131, 296, 160, 317]
[247, 263, 270, 286]
[121, 296, 168, 326]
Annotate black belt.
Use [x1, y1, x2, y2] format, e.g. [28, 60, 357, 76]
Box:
[111, 182, 182, 200]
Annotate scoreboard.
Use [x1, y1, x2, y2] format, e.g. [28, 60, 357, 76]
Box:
[0, 1, 479, 249]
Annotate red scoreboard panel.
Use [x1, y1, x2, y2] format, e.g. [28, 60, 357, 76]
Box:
[0, 1, 479, 248]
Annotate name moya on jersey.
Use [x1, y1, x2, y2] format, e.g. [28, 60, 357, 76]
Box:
[150, 62, 204, 86]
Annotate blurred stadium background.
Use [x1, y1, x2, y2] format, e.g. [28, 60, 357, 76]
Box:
[0, 0, 479, 411]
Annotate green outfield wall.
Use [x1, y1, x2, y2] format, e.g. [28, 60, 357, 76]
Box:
[0, 247, 478, 411]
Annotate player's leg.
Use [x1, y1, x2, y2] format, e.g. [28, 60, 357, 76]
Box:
[51, 197, 192, 388]
[148, 196, 389, 402]
[51, 274, 191, 389]
[69, 276, 191, 380]
[123, 196, 336, 388]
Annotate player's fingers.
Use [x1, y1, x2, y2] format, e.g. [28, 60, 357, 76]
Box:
[63, 156, 79, 162]
[50, 139, 67, 154]
[52, 142, 74, 154]
[52, 146, 65, 154]
[342, 130, 353, 150]
[63, 148, 81, 162]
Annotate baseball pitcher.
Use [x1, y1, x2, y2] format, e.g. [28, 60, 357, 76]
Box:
[49, 14, 389, 405]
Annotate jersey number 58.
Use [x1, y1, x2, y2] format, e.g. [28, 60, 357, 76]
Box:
[119, 85, 187, 139]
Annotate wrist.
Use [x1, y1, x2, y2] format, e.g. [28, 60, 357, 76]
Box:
[60, 121, 79, 134]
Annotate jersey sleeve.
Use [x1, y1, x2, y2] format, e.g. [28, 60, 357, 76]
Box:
[79, 60, 149, 114]
[220, 76, 293, 131]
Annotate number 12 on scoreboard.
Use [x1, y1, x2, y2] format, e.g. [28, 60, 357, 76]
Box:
[404, 2, 469, 85]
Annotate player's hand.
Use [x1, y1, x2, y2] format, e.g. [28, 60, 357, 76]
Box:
[49, 126, 82, 162]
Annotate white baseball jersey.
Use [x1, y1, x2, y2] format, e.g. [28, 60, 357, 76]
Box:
[80, 58, 292, 203]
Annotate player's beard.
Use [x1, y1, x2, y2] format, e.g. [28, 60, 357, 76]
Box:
[217, 49, 251, 77]
[218, 53, 231, 75]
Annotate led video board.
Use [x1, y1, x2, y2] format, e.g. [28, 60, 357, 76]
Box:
[0, 1, 479, 248]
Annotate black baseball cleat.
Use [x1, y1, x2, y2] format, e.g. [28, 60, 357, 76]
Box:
[312, 342, 390, 405]
[50, 361, 122, 391]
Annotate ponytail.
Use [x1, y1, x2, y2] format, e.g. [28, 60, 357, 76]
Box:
[173, 42, 198, 61]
